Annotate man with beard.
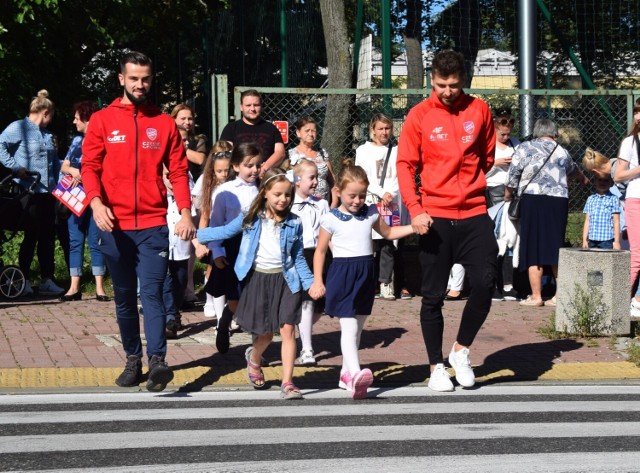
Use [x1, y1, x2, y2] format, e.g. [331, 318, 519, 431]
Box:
[82, 51, 195, 392]
[219, 89, 285, 177]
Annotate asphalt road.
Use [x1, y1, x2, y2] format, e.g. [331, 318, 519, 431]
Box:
[1, 384, 640, 472]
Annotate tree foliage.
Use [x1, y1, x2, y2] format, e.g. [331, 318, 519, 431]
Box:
[1, 0, 638, 155]
[0, 0, 331, 148]
[428, 0, 640, 89]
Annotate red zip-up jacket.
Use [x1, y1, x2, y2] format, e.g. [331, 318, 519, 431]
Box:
[81, 98, 191, 231]
[397, 91, 495, 220]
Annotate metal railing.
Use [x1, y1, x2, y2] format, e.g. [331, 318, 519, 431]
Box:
[230, 86, 640, 224]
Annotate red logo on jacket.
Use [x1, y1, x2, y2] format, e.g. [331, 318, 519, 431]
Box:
[463, 121, 475, 134]
[146, 128, 158, 141]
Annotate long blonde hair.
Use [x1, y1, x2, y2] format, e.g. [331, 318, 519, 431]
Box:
[201, 140, 233, 217]
[243, 168, 292, 227]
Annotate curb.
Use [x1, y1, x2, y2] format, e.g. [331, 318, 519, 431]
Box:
[1, 362, 639, 390]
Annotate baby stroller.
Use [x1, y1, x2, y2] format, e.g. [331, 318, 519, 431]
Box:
[0, 168, 41, 299]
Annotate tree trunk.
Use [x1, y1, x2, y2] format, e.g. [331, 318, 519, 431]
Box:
[404, 0, 424, 108]
[319, 0, 352, 166]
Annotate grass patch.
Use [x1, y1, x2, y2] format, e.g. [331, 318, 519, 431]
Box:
[628, 341, 640, 367]
[537, 312, 566, 340]
[562, 283, 619, 338]
[565, 212, 585, 247]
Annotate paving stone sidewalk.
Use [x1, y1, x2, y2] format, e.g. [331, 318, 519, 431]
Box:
[1, 293, 639, 391]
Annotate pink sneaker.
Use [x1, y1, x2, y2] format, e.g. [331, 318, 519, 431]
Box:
[339, 370, 352, 391]
[351, 369, 373, 400]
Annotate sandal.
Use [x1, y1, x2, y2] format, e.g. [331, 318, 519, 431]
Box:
[246, 353, 267, 389]
[400, 288, 413, 300]
[545, 296, 557, 307]
[280, 381, 303, 400]
[519, 297, 544, 307]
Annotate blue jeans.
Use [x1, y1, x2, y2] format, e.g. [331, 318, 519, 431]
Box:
[99, 226, 169, 359]
[163, 259, 188, 322]
[68, 209, 105, 277]
[588, 239, 614, 249]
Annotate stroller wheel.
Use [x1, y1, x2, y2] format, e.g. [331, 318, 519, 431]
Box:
[0, 265, 25, 299]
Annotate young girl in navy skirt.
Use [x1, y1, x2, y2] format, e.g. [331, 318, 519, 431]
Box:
[205, 143, 260, 353]
[197, 168, 313, 400]
[309, 160, 415, 399]
[291, 159, 331, 366]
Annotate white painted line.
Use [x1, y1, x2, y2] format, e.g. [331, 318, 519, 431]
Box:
[2, 422, 640, 453]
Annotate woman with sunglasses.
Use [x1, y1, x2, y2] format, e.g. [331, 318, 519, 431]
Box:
[485, 108, 519, 207]
[486, 108, 522, 302]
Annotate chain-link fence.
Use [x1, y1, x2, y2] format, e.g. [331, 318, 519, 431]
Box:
[233, 86, 638, 241]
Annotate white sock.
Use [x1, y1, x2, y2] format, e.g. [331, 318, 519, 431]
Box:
[298, 301, 315, 352]
[339, 315, 368, 375]
[213, 296, 226, 327]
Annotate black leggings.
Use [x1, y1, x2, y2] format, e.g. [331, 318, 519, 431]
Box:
[418, 214, 498, 365]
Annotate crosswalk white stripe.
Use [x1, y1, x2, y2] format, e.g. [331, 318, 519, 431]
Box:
[28, 452, 640, 473]
[1, 399, 638, 424]
[2, 422, 640, 454]
[2, 384, 640, 405]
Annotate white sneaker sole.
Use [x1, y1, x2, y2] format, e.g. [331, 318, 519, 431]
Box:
[295, 358, 317, 366]
[427, 380, 454, 392]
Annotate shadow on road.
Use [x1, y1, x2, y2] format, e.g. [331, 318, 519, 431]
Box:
[169, 327, 412, 391]
[474, 339, 584, 384]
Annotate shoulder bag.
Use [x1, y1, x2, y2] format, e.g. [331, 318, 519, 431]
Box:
[508, 142, 558, 221]
[376, 143, 400, 226]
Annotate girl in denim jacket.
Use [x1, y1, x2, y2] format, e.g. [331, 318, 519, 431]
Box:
[197, 168, 313, 400]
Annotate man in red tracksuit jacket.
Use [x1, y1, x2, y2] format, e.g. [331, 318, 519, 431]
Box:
[82, 51, 195, 392]
[397, 50, 497, 393]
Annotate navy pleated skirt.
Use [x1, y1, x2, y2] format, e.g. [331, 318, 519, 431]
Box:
[518, 193, 568, 270]
[325, 255, 375, 317]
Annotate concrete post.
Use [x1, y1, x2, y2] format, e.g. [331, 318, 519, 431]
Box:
[555, 248, 630, 335]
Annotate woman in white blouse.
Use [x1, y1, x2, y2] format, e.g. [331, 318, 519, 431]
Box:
[355, 113, 410, 301]
[614, 100, 640, 313]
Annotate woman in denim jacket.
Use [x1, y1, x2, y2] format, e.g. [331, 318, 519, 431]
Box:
[0, 90, 62, 296]
[197, 168, 313, 400]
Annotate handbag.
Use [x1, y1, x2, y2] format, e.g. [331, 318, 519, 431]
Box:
[508, 142, 559, 221]
[374, 143, 399, 226]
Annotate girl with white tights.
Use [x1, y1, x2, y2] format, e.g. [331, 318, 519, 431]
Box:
[310, 160, 414, 399]
[291, 159, 330, 365]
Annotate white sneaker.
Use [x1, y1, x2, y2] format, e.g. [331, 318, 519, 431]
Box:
[203, 303, 217, 319]
[230, 320, 240, 331]
[295, 349, 316, 366]
[630, 298, 640, 318]
[448, 344, 475, 388]
[39, 278, 64, 296]
[22, 280, 34, 296]
[428, 363, 454, 392]
[380, 282, 395, 301]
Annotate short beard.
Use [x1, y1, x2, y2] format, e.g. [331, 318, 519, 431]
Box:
[124, 89, 148, 105]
